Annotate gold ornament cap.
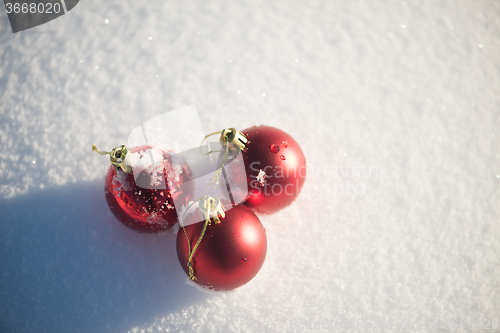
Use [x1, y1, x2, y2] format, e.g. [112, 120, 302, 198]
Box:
[92, 144, 132, 173]
[198, 195, 225, 225]
[220, 128, 247, 151]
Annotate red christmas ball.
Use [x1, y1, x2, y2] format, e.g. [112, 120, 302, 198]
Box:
[176, 204, 267, 291]
[240, 125, 306, 214]
[104, 145, 192, 233]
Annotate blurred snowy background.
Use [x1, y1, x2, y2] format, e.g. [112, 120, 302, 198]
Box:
[1, 0, 499, 332]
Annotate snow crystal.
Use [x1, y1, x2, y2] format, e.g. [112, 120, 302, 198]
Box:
[256, 169, 266, 186]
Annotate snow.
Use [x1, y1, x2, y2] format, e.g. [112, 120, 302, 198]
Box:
[257, 169, 267, 186]
[126, 148, 164, 175]
[125, 147, 169, 188]
[1, 0, 500, 332]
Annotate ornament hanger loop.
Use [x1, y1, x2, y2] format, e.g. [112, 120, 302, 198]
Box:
[92, 144, 132, 174]
[199, 131, 223, 156]
[206, 142, 230, 189]
[200, 128, 247, 188]
[180, 195, 226, 281]
[199, 128, 248, 155]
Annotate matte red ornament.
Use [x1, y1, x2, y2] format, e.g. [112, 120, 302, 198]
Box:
[100, 145, 192, 233]
[176, 204, 267, 291]
[240, 125, 307, 214]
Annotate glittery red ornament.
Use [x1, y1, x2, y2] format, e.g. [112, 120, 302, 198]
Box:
[95, 145, 192, 233]
[240, 125, 306, 214]
[176, 203, 267, 291]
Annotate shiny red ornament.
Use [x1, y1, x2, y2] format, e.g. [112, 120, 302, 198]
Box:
[104, 146, 192, 233]
[176, 204, 267, 291]
[240, 125, 306, 214]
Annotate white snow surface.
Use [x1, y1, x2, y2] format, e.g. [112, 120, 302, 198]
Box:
[1, 1, 500, 332]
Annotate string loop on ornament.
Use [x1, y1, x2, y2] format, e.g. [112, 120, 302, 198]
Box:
[180, 196, 225, 281]
[199, 128, 247, 188]
[199, 131, 226, 188]
[206, 142, 230, 188]
[199, 131, 223, 156]
[92, 144, 131, 173]
[92, 144, 111, 155]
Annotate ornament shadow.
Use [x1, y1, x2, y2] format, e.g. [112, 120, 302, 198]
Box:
[0, 180, 209, 333]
